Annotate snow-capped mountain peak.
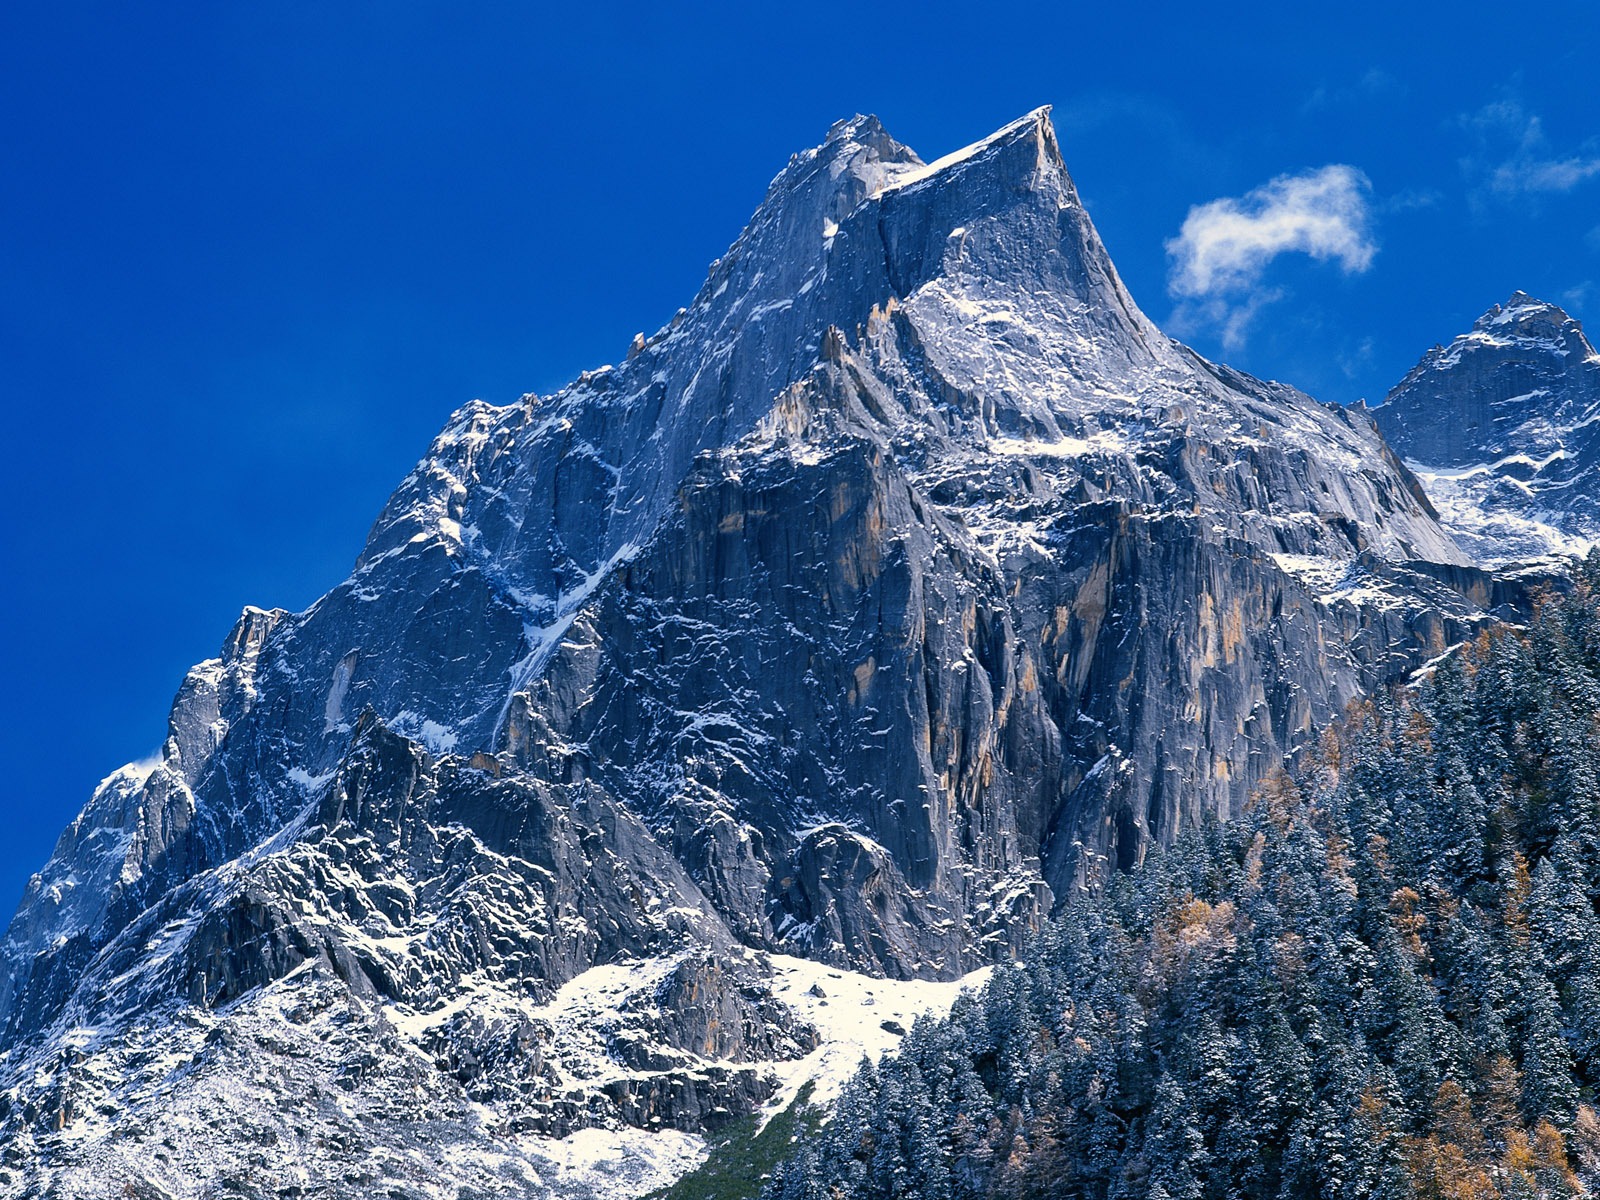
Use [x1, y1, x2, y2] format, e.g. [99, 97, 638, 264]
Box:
[1374, 293, 1600, 565]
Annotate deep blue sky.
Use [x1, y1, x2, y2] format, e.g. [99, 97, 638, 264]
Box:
[3, 3, 1597, 910]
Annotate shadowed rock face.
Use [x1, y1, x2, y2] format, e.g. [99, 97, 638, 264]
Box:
[0, 109, 1532, 1195]
[1372, 293, 1600, 564]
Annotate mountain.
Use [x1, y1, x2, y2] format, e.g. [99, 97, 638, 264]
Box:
[0, 109, 1532, 1198]
[1372, 293, 1600, 566]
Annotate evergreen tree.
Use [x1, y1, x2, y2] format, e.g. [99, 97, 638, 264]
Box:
[764, 577, 1600, 1200]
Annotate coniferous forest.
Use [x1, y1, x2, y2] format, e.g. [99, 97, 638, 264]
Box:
[766, 555, 1600, 1200]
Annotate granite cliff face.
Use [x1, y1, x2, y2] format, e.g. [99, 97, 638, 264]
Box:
[0, 110, 1528, 1197]
[1373, 292, 1600, 565]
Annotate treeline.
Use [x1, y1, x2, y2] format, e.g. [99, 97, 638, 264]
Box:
[767, 554, 1600, 1200]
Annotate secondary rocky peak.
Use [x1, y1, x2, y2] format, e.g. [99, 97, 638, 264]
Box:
[819, 112, 911, 166]
[1474, 290, 1584, 338]
[754, 111, 921, 235]
[1374, 292, 1600, 564]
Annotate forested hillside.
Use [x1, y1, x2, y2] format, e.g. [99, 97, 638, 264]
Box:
[768, 554, 1600, 1200]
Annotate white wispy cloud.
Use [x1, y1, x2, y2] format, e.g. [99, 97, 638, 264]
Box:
[1501, 159, 1600, 193]
[1165, 165, 1375, 348]
[1463, 99, 1600, 199]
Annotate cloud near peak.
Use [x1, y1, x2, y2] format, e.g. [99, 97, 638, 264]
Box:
[1167, 165, 1376, 298]
[1164, 165, 1376, 349]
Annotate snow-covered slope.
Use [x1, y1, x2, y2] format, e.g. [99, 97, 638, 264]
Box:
[1372, 293, 1600, 566]
[5, 941, 985, 1200]
[0, 109, 1531, 1198]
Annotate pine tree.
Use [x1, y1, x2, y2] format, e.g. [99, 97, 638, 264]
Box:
[765, 576, 1600, 1200]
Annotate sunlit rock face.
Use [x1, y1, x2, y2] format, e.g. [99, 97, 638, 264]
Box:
[0, 109, 1528, 1198]
[1373, 293, 1600, 566]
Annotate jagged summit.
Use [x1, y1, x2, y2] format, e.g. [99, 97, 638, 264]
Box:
[1374, 292, 1600, 565]
[794, 106, 1060, 200]
[1474, 290, 1583, 335]
[0, 111, 1530, 1197]
[867, 106, 1055, 195]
